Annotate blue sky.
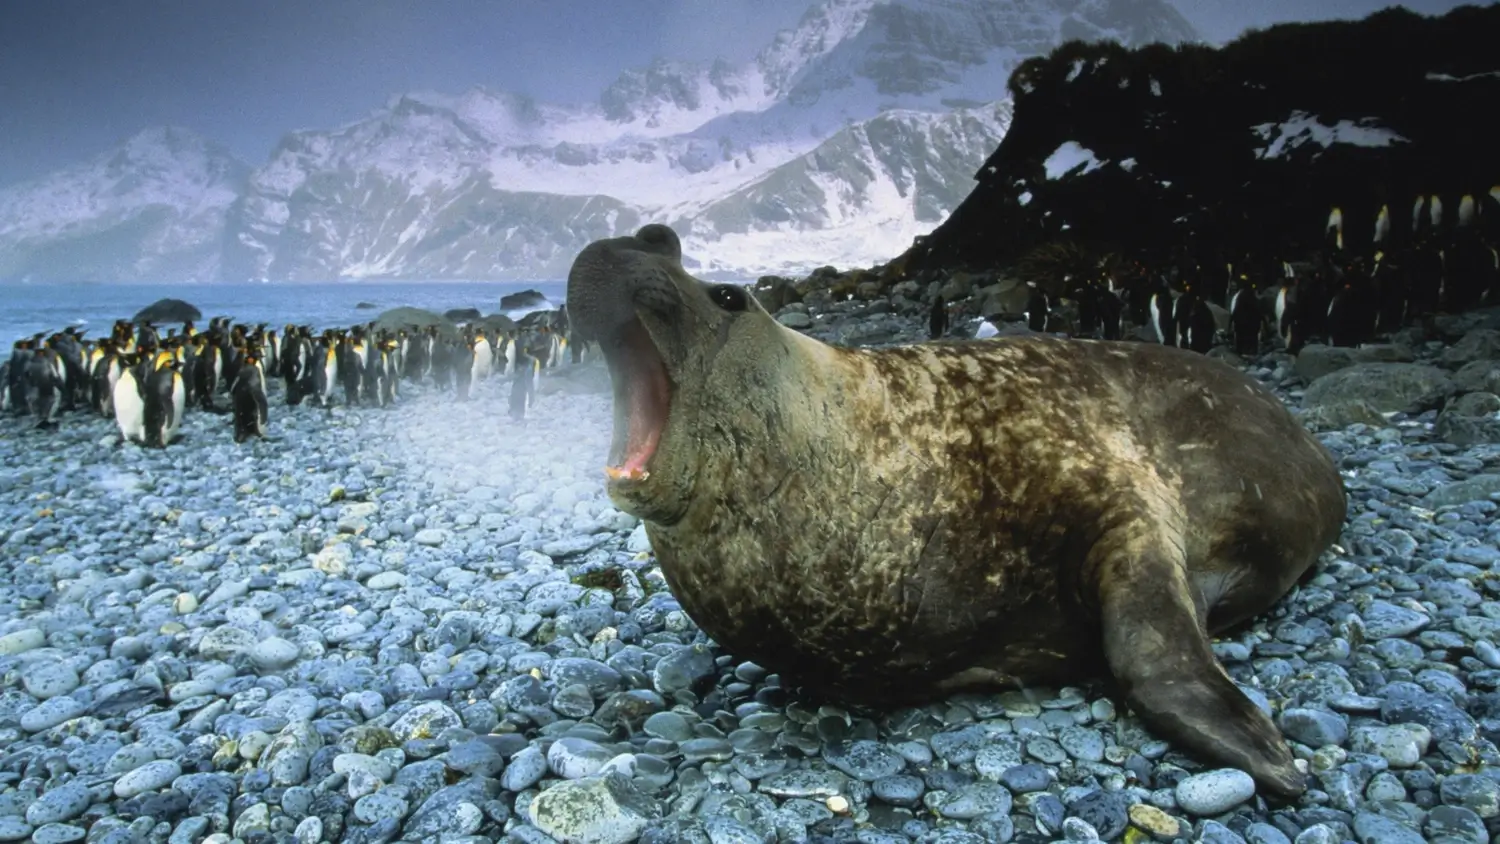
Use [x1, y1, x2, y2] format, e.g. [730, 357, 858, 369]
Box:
[0, 0, 1474, 187]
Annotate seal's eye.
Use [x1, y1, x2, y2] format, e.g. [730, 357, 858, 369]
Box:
[710, 285, 748, 313]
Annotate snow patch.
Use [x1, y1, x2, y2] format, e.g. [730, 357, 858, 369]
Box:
[1066, 59, 1086, 82]
[1425, 70, 1500, 82]
[1018, 190, 1033, 206]
[1043, 141, 1106, 180]
[1250, 111, 1409, 159]
[1118, 157, 1137, 172]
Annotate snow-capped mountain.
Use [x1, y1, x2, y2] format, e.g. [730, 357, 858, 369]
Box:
[1, 0, 1197, 283]
[0, 127, 250, 283]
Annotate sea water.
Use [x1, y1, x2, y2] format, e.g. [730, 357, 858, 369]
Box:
[0, 280, 570, 344]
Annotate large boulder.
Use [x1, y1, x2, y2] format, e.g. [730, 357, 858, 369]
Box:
[1302, 362, 1457, 415]
[131, 298, 201, 324]
[500, 290, 550, 311]
[474, 314, 517, 336]
[1293, 343, 1416, 383]
[443, 308, 483, 322]
[1440, 328, 1500, 368]
[373, 307, 459, 341]
[1435, 392, 1500, 445]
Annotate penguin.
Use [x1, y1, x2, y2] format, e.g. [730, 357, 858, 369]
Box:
[1325, 274, 1364, 347]
[508, 353, 541, 420]
[1275, 276, 1299, 351]
[533, 327, 555, 369]
[369, 341, 398, 408]
[1229, 276, 1263, 357]
[403, 329, 428, 382]
[1024, 285, 1051, 333]
[501, 333, 518, 377]
[431, 334, 455, 391]
[192, 337, 223, 412]
[6, 339, 34, 415]
[1184, 297, 1217, 354]
[144, 351, 186, 448]
[1371, 251, 1409, 337]
[26, 347, 66, 429]
[281, 332, 306, 406]
[455, 340, 475, 401]
[136, 321, 160, 353]
[47, 331, 86, 412]
[1149, 288, 1176, 346]
[568, 328, 590, 365]
[1326, 206, 1344, 253]
[1073, 285, 1099, 338]
[231, 354, 270, 443]
[1174, 287, 1215, 354]
[1373, 204, 1390, 249]
[113, 354, 148, 445]
[1096, 287, 1125, 341]
[89, 341, 118, 417]
[339, 333, 366, 406]
[470, 330, 494, 382]
[1407, 236, 1444, 319]
[317, 340, 338, 406]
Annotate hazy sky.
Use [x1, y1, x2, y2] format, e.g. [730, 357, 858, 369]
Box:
[0, 0, 1476, 188]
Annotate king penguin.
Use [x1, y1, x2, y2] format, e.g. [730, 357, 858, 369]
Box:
[144, 351, 186, 447]
[113, 353, 149, 445]
[27, 347, 66, 429]
[509, 353, 541, 420]
[231, 354, 270, 443]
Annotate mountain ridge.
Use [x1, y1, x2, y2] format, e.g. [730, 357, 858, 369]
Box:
[0, 0, 1198, 283]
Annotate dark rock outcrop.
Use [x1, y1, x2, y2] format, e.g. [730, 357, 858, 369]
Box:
[500, 290, 550, 311]
[443, 308, 483, 322]
[903, 4, 1500, 275]
[131, 298, 202, 324]
[373, 307, 459, 341]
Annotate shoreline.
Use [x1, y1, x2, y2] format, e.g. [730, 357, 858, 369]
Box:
[0, 312, 1498, 843]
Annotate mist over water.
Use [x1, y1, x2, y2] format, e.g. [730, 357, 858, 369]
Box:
[0, 280, 568, 344]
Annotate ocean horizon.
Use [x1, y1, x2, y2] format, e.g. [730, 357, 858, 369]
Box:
[0, 280, 576, 345]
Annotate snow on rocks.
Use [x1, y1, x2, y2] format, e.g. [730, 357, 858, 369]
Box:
[1250, 110, 1410, 159]
[1043, 140, 1108, 180]
[0, 306, 1499, 843]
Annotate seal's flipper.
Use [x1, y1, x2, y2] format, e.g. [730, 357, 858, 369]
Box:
[1097, 544, 1307, 801]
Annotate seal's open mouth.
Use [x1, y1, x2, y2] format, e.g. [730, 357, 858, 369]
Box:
[604, 318, 671, 482]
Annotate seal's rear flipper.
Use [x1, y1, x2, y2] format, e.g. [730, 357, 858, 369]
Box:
[1097, 542, 1307, 802]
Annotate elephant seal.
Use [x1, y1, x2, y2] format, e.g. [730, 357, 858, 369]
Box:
[566, 224, 1348, 800]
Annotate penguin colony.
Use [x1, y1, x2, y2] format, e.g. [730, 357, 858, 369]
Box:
[942, 188, 1500, 354]
[0, 307, 587, 444]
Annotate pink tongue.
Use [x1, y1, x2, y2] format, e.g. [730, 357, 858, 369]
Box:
[606, 321, 669, 478]
[620, 388, 661, 473]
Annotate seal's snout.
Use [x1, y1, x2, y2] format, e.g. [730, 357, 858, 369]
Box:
[567, 224, 685, 485]
[565, 223, 684, 344]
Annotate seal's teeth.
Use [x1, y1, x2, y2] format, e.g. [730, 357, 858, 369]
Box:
[604, 466, 650, 482]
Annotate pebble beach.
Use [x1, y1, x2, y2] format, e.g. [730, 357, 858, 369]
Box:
[3, 303, 1500, 844]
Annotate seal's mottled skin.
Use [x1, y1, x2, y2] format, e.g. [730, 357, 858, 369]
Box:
[567, 224, 1348, 801]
